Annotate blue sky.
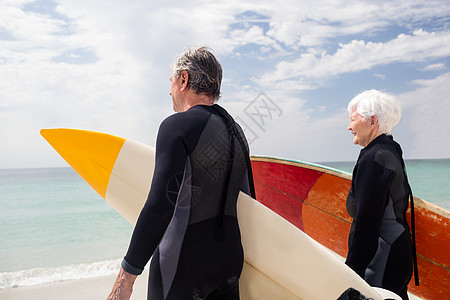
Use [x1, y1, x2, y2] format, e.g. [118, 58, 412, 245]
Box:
[1, 0, 449, 168]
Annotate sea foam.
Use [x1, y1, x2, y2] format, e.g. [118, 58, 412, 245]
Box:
[0, 259, 121, 289]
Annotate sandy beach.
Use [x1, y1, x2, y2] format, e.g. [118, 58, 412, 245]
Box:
[0, 270, 149, 300]
[0, 271, 423, 300]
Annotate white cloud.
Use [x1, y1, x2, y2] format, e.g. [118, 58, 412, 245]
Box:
[256, 29, 450, 90]
[248, 73, 450, 163]
[396, 73, 450, 159]
[1, 0, 449, 168]
[421, 63, 446, 71]
[265, 0, 450, 48]
[248, 102, 359, 163]
[374, 73, 387, 80]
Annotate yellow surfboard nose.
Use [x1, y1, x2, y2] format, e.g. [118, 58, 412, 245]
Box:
[40, 128, 126, 199]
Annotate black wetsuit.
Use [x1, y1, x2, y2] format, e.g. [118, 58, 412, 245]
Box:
[122, 104, 250, 299]
[345, 134, 413, 299]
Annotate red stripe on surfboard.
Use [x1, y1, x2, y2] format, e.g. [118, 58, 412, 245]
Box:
[251, 160, 323, 230]
[253, 181, 305, 230]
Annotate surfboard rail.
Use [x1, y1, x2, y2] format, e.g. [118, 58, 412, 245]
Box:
[250, 155, 450, 300]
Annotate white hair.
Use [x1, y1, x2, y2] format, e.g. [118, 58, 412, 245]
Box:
[347, 89, 402, 135]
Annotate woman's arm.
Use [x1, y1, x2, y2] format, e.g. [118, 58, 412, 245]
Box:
[345, 160, 393, 276]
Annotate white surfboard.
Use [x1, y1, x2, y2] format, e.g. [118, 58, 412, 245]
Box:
[41, 128, 398, 300]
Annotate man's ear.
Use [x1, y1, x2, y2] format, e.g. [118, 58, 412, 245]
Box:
[180, 70, 189, 90]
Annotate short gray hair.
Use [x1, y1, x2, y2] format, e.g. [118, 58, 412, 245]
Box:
[347, 89, 402, 135]
[172, 47, 222, 102]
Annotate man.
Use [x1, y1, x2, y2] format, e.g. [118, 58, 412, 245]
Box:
[107, 47, 254, 300]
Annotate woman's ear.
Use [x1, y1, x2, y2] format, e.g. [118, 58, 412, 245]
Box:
[371, 115, 379, 126]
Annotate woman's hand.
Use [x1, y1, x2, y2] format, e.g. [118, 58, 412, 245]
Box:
[107, 267, 138, 300]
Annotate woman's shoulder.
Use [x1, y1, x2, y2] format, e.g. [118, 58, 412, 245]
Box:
[374, 148, 402, 172]
[360, 141, 401, 171]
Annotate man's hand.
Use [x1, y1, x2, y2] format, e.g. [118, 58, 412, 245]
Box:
[107, 267, 138, 300]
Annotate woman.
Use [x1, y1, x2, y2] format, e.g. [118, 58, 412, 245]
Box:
[345, 90, 418, 300]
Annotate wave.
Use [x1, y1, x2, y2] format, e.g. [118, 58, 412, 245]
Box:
[0, 259, 122, 289]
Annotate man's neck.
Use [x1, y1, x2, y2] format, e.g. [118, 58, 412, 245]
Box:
[182, 92, 214, 111]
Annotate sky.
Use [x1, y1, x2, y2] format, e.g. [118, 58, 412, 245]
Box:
[1, 0, 449, 169]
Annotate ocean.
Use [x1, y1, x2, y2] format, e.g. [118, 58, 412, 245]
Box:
[0, 159, 449, 289]
[0, 168, 133, 289]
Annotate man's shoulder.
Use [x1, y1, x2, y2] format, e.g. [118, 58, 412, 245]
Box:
[165, 106, 210, 122]
[158, 107, 212, 139]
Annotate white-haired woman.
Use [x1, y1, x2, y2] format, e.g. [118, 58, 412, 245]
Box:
[345, 90, 418, 300]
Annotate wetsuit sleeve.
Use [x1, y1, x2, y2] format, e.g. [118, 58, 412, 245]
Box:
[122, 116, 188, 275]
[345, 160, 393, 277]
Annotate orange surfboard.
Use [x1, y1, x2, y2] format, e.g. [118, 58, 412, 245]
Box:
[250, 156, 449, 299]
